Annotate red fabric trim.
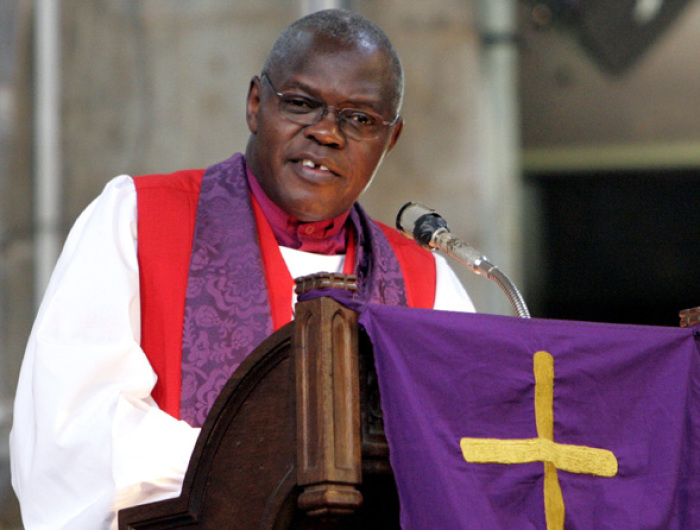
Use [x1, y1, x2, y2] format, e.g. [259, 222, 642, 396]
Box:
[344, 229, 356, 275]
[251, 193, 295, 331]
[135, 169, 205, 419]
[378, 222, 436, 309]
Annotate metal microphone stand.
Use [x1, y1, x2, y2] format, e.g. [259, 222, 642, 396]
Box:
[397, 202, 531, 319]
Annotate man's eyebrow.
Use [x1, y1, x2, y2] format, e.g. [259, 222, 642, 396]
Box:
[283, 80, 384, 112]
[279, 80, 315, 94]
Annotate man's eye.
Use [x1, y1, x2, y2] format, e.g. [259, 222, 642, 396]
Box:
[344, 111, 376, 127]
[281, 96, 317, 113]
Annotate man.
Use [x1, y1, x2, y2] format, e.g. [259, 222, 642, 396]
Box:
[10, 9, 474, 529]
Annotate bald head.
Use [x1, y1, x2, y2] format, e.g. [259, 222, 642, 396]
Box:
[262, 9, 404, 114]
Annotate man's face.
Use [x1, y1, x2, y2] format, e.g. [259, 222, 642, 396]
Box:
[245, 36, 403, 222]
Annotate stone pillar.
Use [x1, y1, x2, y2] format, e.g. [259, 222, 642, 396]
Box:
[356, 0, 522, 314]
[1, 0, 33, 527]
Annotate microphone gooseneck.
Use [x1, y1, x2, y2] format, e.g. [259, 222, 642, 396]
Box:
[397, 202, 531, 318]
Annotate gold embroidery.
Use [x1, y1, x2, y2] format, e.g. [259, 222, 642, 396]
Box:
[460, 351, 618, 529]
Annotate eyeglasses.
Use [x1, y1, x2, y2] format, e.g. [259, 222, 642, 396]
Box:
[261, 73, 399, 141]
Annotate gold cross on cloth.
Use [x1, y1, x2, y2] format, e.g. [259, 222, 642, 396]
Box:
[460, 351, 618, 530]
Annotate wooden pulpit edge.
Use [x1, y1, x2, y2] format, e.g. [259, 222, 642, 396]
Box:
[118, 323, 296, 528]
[118, 273, 384, 528]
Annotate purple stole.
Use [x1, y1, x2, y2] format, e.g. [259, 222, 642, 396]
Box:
[179, 153, 407, 426]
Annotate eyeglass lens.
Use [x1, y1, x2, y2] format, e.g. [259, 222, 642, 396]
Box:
[263, 74, 394, 140]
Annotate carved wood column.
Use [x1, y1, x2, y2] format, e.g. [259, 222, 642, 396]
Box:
[294, 273, 363, 517]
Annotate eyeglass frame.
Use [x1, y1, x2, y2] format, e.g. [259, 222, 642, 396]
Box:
[260, 73, 400, 141]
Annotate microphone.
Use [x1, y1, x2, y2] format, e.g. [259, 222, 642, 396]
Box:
[396, 202, 531, 318]
[396, 202, 496, 277]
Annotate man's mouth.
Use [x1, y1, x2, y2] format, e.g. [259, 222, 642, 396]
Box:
[300, 158, 330, 172]
[291, 156, 341, 182]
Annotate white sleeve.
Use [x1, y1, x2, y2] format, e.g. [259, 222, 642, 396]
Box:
[10, 175, 200, 530]
[432, 253, 476, 313]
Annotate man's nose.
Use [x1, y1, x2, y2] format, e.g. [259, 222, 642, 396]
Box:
[303, 107, 347, 148]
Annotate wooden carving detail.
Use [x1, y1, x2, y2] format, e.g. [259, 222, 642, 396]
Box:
[294, 274, 363, 517]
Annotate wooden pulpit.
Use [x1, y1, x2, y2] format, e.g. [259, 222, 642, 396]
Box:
[118, 273, 400, 529]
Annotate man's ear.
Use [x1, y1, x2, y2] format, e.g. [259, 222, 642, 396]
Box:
[246, 76, 261, 134]
[386, 117, 403, 154]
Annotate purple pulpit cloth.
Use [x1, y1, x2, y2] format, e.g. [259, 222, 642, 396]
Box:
[359, 305, 699, 529]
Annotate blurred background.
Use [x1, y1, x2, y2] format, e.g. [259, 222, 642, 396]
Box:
[1, 0, 699, 526]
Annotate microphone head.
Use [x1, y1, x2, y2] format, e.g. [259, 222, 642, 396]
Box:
[396, 202, 449, 249]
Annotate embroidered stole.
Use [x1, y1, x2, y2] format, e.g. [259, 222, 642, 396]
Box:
[178, 154, 408, 425]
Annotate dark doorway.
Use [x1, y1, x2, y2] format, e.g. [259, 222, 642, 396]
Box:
[525, 170, 700, 327]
